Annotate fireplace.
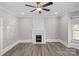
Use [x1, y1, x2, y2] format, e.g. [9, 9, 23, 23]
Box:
[32, 17, 46, 44]
[36, 35, 42, 42]
[32, 30, 46, 44]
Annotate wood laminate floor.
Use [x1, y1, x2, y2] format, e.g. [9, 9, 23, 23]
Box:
[3, 42, 79, 56]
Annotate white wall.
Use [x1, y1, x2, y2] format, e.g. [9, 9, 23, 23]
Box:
[0, 8, 19, 50]
[19, 16, 60, 41]
[59, 15, 70, 46]
[32, 16, 45, 30]
[45, 17, 60, 39]
[19, 17, 32, 41]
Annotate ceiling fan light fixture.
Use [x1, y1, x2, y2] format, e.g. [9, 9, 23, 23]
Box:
[37, 8, 42, 11]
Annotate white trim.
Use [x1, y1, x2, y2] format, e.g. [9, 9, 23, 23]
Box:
[59, 39, 68, 47]
[46, 39, 60, 42]
[0, 5, 17, 17]
[19, 39, 46, 44]
[19, 39, 32, 43]
[68, 16, 72, 43]
[2, 40, 20, 55]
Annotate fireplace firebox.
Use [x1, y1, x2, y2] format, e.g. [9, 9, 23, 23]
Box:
[36, 35, 42, 42]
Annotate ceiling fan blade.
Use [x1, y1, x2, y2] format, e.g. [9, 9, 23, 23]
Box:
[30, 9, 36, 12]
[42, 2, 53, 7]
[25, 4, 36, 8]
[42, 8, 50, 11]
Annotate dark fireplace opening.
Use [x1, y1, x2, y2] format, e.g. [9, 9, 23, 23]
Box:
[36, 35, 42, 42]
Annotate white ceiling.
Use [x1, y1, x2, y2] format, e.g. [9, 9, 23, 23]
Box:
[0, 2, 79, 17]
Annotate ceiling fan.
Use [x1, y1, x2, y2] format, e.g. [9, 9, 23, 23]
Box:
[25, 2, 53, 14]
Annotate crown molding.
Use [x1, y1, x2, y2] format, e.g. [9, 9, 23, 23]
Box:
[0, 5, 17, 17]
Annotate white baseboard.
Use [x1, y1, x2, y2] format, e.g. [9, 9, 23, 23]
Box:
[1, 40, 20, 55]
[19, 39, 32, 43]
[59, 40, 68, 47]
[46, 39, 60, 42]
